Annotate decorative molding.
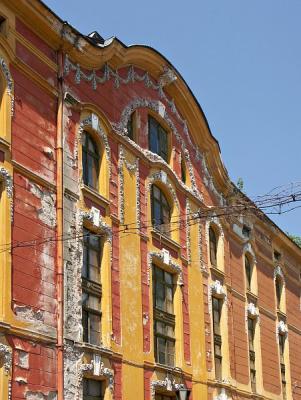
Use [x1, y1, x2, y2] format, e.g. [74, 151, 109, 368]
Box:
[150, 376, 185, 398]
[112, 98, 203, 201]
[186, 199, 191, 263]
[78, 114, 111, 179]
[243, 242, 257, 264]
[80, 354, 114, 392]
[64, 55, 224, 204]
[245, 303, 260, 330]
[148, 250, 183, 285]
[277, 320, 288, 336]
[80, 208, 112, 242]
[208, 280, 227, 315]
[274, 265, 285, 283]
[214, 388, 229, 400]
[148, 170, 180, 213]
[0, 167, 13, 219]
[0, 58, 14, 115]
[210, 280, 227, 299]
[0, 343, 12, 374]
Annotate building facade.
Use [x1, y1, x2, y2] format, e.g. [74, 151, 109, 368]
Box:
[0, 1, 300, 399]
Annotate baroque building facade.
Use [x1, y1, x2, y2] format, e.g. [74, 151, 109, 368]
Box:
[0, 1, 300, 399]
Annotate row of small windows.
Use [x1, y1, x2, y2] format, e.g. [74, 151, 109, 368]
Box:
[82, 114, 187, 192]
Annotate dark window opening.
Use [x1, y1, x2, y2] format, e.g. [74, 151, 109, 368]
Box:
[153, 266, 175, 367]
[212, 297, 222, 380]
[279, 334, 286, 399]
[245, 255, 252, 291]
[275, 276, 283, 309]
[127, 113, 134, 141]
[148, 116, 168, 162]
[274, 250, 282, 261]
[82, 229, 102, 346]
[242, 225, 251, 238]
[83, 379, 104, 400]
[248, 317, 256, 392]
[209, 227, 218, 267]
[82, 131, 100, 190]
[151, 184, 171, 237]
[181, 156, 186, 184]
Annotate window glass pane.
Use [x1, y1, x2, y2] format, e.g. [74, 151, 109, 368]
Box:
[82, 248, 88, 278]
[90, 314, 101, 346]
[82, 310, 88, 342]
[158, 337, 166, 364]
[167, 340, 174, 366]
[164, 272, 172, 285]
[83, 379, 102, 396]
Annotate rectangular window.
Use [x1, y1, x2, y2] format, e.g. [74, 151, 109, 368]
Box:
[155, 394, 175, 400]
[83, 379, 104, 400]
[127, 113, 134, 140]
[82, 229, 102, 346]
[248, 317, 256, 391]
[212, 297, 222, 380]
[153, 266, 175, 367]
[148, 116, 168, 162]
[279, 334, 286, 398]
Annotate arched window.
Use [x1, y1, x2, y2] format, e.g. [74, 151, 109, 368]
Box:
[275, 276, 283, 310]
[245, 255, 252, 291]
[209, 226, 218, 267]
[82, 131, 100, 190]
[181, 156, 186, 184]
[148, 116, 168, 162]
[151, 184, 171, 237]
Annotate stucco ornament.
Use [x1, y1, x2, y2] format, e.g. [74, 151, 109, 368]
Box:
[0, 57, 14, 115]
[0, 167, 13, 219]
[151, 376, 185, 398]
[247, 303, 259, 318]
[78, 113, 111, 178]
[65, 54, 224, 204]
[0, 343, 12, 374]
[80, 208, 112, 242]
[210, 280, 226, 298]
[80, 354, 114, 392]
[148, 250, 183, 285]
[277, 320, 288, 336]
[274, 265, 285, 283]
[214, 388, 229, 400]
[0, 167, 13, 198]
[112, 98, 203, 202]
[158, 66, 177, 87]
[243, 242, 257, 264]
[148, 170, 180, 213]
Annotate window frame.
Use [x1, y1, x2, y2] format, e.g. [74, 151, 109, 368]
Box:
[83, 378, 104, 400]
[82, 228, 102, 346]
[148, 115, 169, 162]
[245, 255, 252, 292]
[248, 317, 256, 392]
[82, 131, 100, 190]
[209, 226, 218, 267]
[153, 265, 175, 367]
[212, 296, 222, 380]
[151, 184, 171, 237]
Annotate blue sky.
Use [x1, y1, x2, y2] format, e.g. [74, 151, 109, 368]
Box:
[44, 0, 301, 236]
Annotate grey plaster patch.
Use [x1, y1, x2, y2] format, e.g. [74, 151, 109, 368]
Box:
[18, 350, 29, 369]
[14, 305, 56, 336]
[29, 183, 56, 228]
[25, 392, 57, 400]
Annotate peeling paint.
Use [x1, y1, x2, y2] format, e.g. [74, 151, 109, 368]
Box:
[25, 391, 57, 400]
[29, 182, 56, 228]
